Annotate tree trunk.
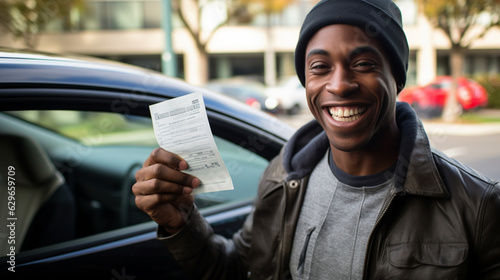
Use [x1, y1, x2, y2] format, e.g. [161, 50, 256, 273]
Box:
[197, 47, 209, 85]
[185, 45, 209, 86]
[177, 0, 209, 85]
[442, 45, 464, 122]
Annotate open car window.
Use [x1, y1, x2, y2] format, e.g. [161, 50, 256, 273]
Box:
[0, 110, 269, 256]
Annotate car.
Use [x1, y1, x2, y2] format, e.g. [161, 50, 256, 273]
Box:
[0, 48, 295, 279]
[398, 76, 488, 118]
[205, 78, 280, 114]
[265, 76, 308, 115]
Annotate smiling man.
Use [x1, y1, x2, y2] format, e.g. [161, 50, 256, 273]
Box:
[133, 0, 500, 279]
[303, 24, 401, 176]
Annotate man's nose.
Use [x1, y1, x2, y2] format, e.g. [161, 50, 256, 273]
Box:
[325, 67, 359, 96]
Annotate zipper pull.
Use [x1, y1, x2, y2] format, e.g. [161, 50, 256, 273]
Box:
[297, 226, 316, 275]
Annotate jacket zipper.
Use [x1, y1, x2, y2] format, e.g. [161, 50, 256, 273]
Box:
[297, 226, 316, 275]
[362, 189, 398, 279]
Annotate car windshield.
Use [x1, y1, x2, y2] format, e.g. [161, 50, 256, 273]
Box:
[432, 81, 451, 89]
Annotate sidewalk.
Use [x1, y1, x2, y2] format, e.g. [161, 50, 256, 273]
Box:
[422, 121, 500, 136]
[422, 109, 500, 136]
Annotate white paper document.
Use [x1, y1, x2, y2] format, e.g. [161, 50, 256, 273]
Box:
[149, 92, 233, 194]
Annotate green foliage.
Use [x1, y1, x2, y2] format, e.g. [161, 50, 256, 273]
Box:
[241, 0, 293, 13]
[416, 0, 500, 47]
[474, 74, 500, 109]
[460, 111, 500, 123]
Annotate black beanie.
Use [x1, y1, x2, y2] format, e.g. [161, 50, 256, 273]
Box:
[295, 0, 409, 93]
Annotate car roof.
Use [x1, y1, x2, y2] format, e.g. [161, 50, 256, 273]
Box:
[0, 48, 295, 140]
[0, 47, 203, 97]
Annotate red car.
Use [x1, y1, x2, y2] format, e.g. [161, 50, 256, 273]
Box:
[398, 76, 488, 117]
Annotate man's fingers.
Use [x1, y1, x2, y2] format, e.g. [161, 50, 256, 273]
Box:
[132, 177, 193, 197]
[132, 148, 198, 230]
[135, 192, 177, 209]
[134, 187, 194, 214]
[135, 163, 199, 189]
[143, 147, 188, 170]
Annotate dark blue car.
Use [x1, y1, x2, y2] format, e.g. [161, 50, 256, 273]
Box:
[0, 48, 294, 279]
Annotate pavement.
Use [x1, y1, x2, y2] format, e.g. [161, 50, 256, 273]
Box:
[277, 109, 500, 136]
[422, 109, 500, 136]
[422, 121, 500, 136]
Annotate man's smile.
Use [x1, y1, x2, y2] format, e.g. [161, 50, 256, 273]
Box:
[327, 106, 367, 122]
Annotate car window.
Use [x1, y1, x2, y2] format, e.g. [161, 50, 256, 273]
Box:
[6, 110, 157, 146]
[430, 81, 451, 89]
[0, 110, 268, 256]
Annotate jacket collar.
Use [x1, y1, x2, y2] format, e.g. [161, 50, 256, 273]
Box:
[395, 103, 448, 198]
[280, 102, 448, 198]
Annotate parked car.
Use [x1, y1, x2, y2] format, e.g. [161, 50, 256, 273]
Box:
[0, 48, 295, 279]
[265, 76, 308, 115]
[205, 78, 280, 114]
[398, 76, 488, 117]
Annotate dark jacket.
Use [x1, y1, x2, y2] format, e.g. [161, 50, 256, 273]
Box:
[160, 103, 500, 279]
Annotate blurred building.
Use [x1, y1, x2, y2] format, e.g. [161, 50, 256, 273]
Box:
[1, 0, 499, 87]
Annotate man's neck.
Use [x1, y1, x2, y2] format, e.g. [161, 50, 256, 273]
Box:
[330, 122, 401, 177]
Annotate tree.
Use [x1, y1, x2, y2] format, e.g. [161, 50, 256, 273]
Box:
[172, 0, 254, 85]
[0, 0, 86, 49]
[172, 0, 292, 85]
[417, 0, 500, 122]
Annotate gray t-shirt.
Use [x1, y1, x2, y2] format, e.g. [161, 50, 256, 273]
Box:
[290, 152, 392, 279]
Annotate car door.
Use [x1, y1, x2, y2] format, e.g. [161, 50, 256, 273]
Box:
[0, 83, 290, 279]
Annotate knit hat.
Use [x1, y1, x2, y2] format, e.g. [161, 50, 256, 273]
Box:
[295, 0, 409, 93]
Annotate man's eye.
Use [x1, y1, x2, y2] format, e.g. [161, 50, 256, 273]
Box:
[353, 61, 376, 68]
[310, 64, 328, 70]
[311, 65, 324, 69]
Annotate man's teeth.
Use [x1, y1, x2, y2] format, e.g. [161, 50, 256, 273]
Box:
[329, 107, 366, 122]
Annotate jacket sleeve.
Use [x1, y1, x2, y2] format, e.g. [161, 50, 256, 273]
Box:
[156, 151, 286, 279]
[477, 181, 500, 279]
[157, 205, 253, 280]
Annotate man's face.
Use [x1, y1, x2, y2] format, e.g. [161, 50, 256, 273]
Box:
[304, 24, 398, 153]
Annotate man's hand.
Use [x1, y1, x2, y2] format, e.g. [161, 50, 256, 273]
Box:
[133, 148, 200, 234]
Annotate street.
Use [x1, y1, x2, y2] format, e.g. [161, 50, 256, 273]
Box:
[277, 111, 500, 182]
[428, 132, 500, 182]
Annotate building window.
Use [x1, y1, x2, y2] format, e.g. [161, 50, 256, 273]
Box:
[144, 1, 162, 28]
[107, 2, 143, 29]
[465, 53, 500, 76]
[437, 51, 500, 77]
[82, 1, 105, 30]
[209, 54, 264, 81]
[44, 0, 164, 31]
[406, 51, 417, 86]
